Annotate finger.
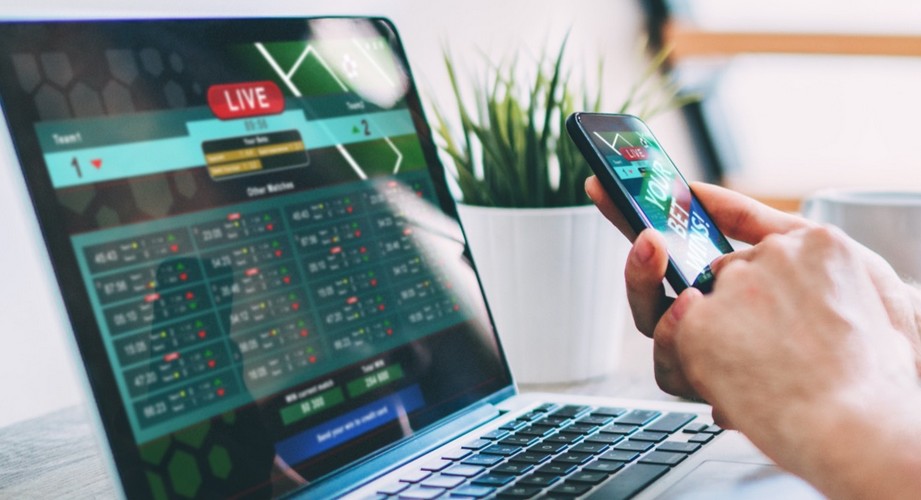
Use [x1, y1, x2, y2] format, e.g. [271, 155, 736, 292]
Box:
[711, 407, 735, 430]
[626, 229, 673, 337]
[709, 244, 760, 276]
[690, 182, 810, 244]
[585, 176, 636, 241]
[651, 288, 703, 398]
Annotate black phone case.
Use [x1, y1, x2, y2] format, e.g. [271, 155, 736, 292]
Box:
[566, 112, 701, 293]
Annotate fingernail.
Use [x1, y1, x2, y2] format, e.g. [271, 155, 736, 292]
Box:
[584, 177, 597, 201]
[634, 235, 654, 263]
[709, 255, 724, 274]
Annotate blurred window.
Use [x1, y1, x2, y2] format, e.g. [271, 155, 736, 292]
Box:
[644, 0, 921, 209]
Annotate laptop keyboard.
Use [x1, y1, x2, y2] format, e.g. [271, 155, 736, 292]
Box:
[372, 403, 722, 499]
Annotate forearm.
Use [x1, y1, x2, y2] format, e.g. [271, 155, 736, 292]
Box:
[792, 384, 921, 500]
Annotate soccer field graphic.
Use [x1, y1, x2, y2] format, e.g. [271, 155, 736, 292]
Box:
[0, 18, 512, 498]
[17, 21, 463, 448]
[240, 35, 415, 180]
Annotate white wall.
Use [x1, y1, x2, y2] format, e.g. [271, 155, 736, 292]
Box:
[0, 0, 700, 427]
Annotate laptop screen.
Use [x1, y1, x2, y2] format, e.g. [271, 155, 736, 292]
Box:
[0, 18, 510, 498]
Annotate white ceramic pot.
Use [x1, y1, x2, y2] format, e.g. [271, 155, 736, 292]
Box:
[457, 204, 630, 384]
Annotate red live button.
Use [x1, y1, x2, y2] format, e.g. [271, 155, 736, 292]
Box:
[207, 81, 284, 120]
[619, 146, 647, 161]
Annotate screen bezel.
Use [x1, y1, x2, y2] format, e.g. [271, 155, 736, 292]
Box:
[567, 112, 733, 293]
[0, 17, 514, 498]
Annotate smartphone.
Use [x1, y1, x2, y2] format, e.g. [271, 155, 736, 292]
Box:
[566, 112, 733, 293]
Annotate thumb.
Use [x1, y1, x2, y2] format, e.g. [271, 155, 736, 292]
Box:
[669, 286, 705, 324]
[651, 287, 705, 399]
[655, 287, 705, 375]
[653, 287, 705, 367]
[709, 245, 759, 277]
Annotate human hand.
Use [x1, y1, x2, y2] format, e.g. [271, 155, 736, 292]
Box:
[584, 177, 806, 399]
[586, 176, 921, 497]
[585, 176, 921, 398]
[672, 225, 921, 498]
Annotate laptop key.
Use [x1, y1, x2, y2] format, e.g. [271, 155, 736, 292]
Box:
[462, 454, 503, 467]
[529, 441, 567, 454]
[577, 415, 614, 426]
[377, 482, 409, 495]
[461, 439, 491, 450]
[582, 459, 625, 474]
[591, 406, 627, 417]
[536, 416, 572, 428]
[449, 485, 495, 498]
[471, 473, 515, 487]
[442, 464, 485, 477]
[517, 425, 555, 437]
[517, 473, 560, 487]
[561, 423, 598, 435]
[492, 462, 533, 475]
[509, 451, 552, 464]
[518, 411, 545, 422]
[639, 451, 687, 467]
[644, 412, 696, 434]
[613, 440, 653, 453]
[550, 405, 592, 418]
[548, 481, 592, 496]
[499, 420, 528, 431]
[421, 475, 466, 489]
[617, 409, 661, 426]
[568, 471, 608, 485]
[600, 424, 637, 435]
[544, 432, 583, 445]
[656, 441, 701, 454]
[481, 429, 510, 440]
[398, 486, 444, 499]
[536, 462, 577, 476]
[497, 485, 541, 499]
[399, 470, 432, 483]
[701, 425, 724, 434]
[688, 433, 714, 444]
[442, 449, 472, 461]
[585, 433, 622, 445]
[682, 422, 709, 434]
[590, 463, 670, 499]
[500, 435, 538, 447]
[630, 431, 668, 443]
[553, 452, 592, 465]
[481, 444, 521, 456]
[421, 459, 453, 472]
[569, 442, 609, 454]
[599, 449, 639, 463]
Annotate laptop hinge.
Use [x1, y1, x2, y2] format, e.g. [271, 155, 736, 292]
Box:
[486, 384, 518, 406]
[291, 388, 516, 498]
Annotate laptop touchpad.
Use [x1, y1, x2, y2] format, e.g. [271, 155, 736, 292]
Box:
[659, 460, 824, 499]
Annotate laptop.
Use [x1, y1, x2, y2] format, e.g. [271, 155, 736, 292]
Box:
[0, 17, 822, 499]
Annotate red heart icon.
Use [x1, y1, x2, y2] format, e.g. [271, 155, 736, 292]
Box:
[91, 159, 102, 168]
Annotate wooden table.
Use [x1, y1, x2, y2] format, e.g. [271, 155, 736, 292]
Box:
[0, 330, 674, 498]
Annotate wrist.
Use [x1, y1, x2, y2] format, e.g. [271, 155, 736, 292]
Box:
[795, 380, 921, 499]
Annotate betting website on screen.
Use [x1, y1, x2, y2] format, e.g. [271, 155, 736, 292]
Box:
[589, 126, 732, 287]
[0, 19, 507, 498]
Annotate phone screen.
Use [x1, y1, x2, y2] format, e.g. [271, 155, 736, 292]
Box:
[579, 114, 733, 290]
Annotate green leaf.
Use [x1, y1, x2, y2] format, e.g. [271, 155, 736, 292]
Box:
[430, 36, 692, 207]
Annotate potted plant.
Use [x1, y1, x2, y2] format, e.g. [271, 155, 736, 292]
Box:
[429, 39, 690, 384]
